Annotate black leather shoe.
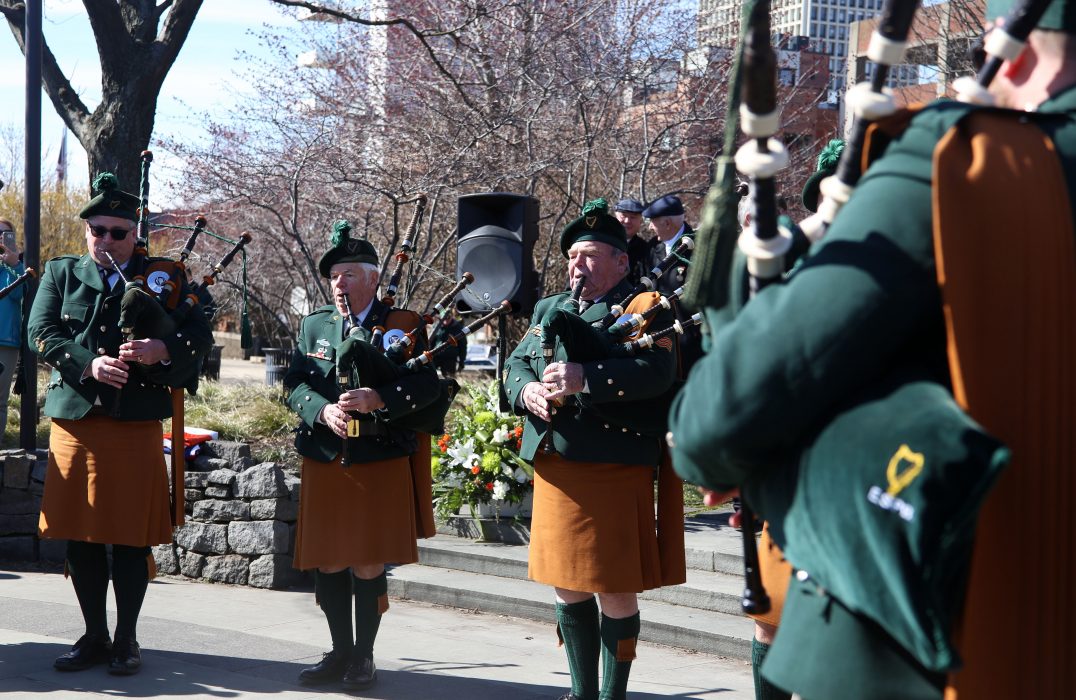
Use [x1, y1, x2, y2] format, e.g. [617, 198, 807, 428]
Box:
[342, 656, 377, 691]
[54, 634, 112, 672]
[298, 649, 350, 685]
[107, 637, 142, 676]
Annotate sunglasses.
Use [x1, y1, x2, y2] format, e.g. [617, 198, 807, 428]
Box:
[88, 225, 132, 240]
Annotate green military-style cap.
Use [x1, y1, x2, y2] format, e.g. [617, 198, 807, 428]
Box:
[79, 172, 140, 221]
[317, 220, 380, 278]
[801, 139, 844, 213]
[559, 198, 628, 258]
[986, 0, 1076, 32]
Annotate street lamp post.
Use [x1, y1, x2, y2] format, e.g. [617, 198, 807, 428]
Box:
[20, 0, 41, 452]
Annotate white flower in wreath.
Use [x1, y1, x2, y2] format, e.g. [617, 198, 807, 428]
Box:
[447, 438, 477, 468]
[501, 463, 514, 478]
[492, 479, 511, 501]
[443, 473, 463, 488]
[513, 466, 530, 483]
[492, 426, 511, 444]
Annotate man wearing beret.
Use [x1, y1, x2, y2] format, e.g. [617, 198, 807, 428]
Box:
[284, 221, 440, 691]
[670, 1, 1076, 697]
[643, 194, 701, 371]
[613, 197, 649, 286]
[29, 173, 213, 675]
[503, 199, 685, 700]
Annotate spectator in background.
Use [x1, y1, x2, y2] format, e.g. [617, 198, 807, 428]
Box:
[0, 218, 26, 435]
[614, 198, 649, 286]
[430, 309, 467, 377]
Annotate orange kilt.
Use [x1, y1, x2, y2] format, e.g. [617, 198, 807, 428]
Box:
[39, 416, 173, 547]
[528, 453, 661, 593]
[293, 456, 418, 571]
[748, 524, 793, 628]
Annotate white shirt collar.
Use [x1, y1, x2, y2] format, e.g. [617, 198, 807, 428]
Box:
[665, 224, 687, 251]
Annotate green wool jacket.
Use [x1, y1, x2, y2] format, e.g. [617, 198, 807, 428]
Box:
[284, 299, 440, 464]
[28, 253, 213, 421]
[670, 89, 1076, 698]
[503, 278, 677, 466]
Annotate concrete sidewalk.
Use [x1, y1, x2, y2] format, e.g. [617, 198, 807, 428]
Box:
[0, 568, 753, 699]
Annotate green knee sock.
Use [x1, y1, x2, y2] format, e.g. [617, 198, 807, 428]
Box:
[556, 598, 600, 700]
[752, 638, 792, 700]
[66, 541, 109, 638]
[598, 612, 640, 700]
[111, 545, 151, 640]
[315, 570, 353, 654]
[352, 572, 387, 659]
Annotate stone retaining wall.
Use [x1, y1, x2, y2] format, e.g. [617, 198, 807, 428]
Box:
[0, 442, 310, 591]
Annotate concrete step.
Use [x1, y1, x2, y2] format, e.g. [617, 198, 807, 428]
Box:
[417, 534, 746, 616]
[436, 509, 751, 576]
[387, 562, 752, 660]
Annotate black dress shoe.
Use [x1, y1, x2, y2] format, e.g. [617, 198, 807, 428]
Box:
[54, 634, 112, 672]
[298, 649, 350, 685]
[107, 637, 142, 676]
[342, 656, 377, 691]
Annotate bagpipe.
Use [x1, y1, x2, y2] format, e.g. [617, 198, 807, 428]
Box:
[97, 152, 252, 526]
[0, 253, 35, 302]
[532, 252, 698, 441]
[674, 0, 1047, 676]
[329, 198, 510, 466]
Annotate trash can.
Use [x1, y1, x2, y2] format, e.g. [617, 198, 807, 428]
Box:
[263, 348, 289, 386]
[201, 345, 223, 381]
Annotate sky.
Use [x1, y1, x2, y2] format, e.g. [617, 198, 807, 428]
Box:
[0, 0, 305, 204]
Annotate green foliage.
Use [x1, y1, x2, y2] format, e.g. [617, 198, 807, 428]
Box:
[432, 379, 531, 521]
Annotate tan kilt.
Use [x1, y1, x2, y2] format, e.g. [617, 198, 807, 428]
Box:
[38, 416, 173, 547]
[748, 524, 793, 628]
[293, 456, 418, 571]
[528, 453, 661, 593]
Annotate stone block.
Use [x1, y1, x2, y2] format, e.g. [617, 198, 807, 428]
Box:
[30, 460, 47, 483]
[184, 488, 205, 504]
[2, 453, 30, 489]
[204, 486, 231, 498]
[228, 520, 289, 555]
[0, 490, 39, 515]
[0, 535, 34, 560]
[248, 554, 302, 589]
[193, 499, 250, 523]
[202, 554, 249, 585]
[249, 498, 298, 522]
[285, 474, 301, 502]
[191, 455, 230, 472]
[184, 472, 211, 489]
[0, 513, 38, 536]
[234, 463, 288, 499]
[180, 550, 206, 578]
[174, 521, 228, 554]
[153, 544, 179, 575]
[38, 538, 67, 562]
[207, 469, 236, 488]
[202, 441, 252, 471]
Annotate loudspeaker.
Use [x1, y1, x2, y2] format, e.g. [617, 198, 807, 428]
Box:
[456, 192, 540, 315]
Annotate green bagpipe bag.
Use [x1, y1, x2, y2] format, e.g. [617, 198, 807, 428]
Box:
[745, 367, 1009, 673]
